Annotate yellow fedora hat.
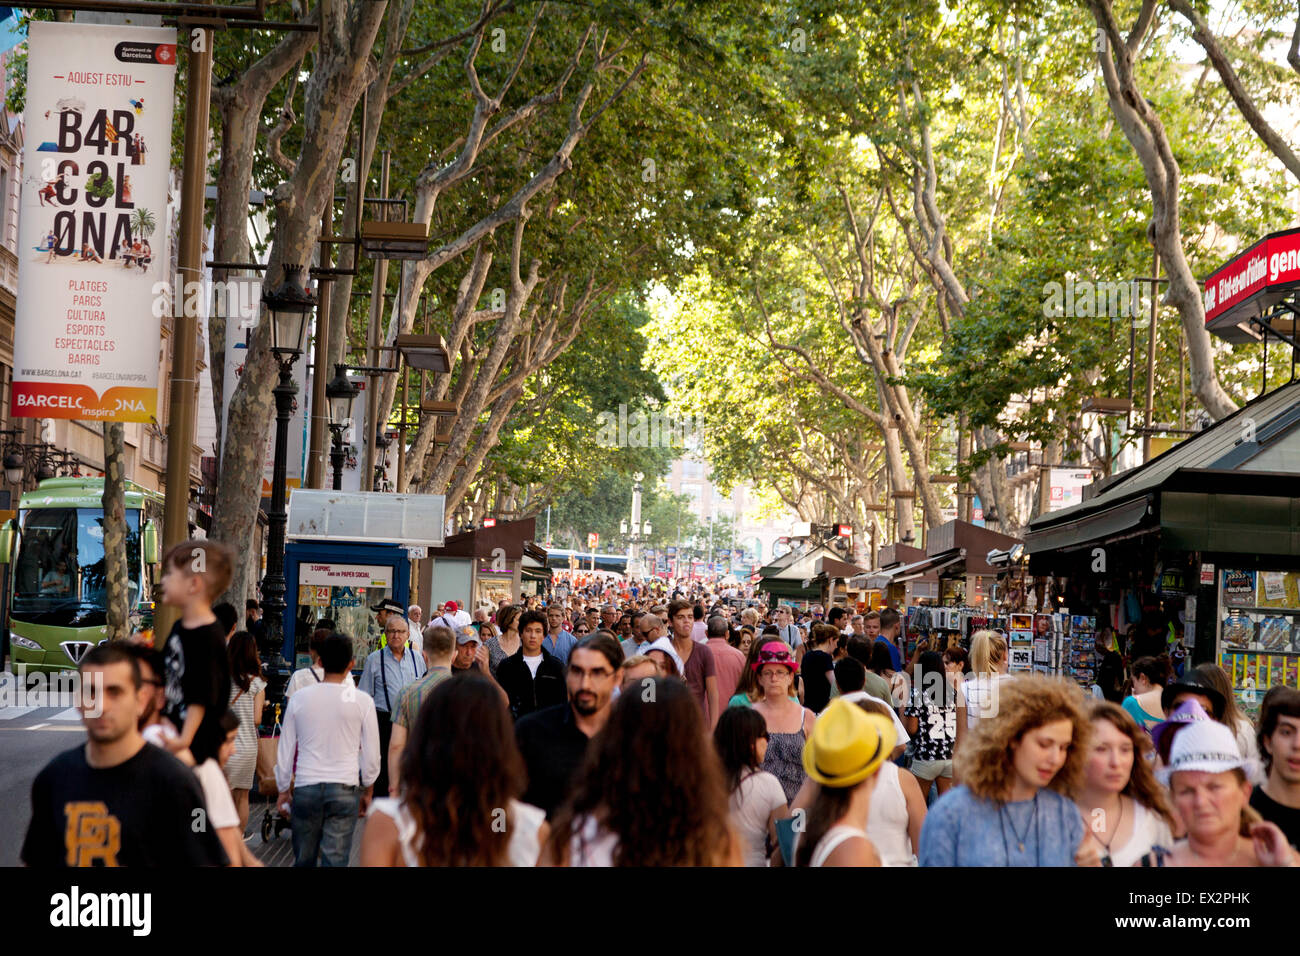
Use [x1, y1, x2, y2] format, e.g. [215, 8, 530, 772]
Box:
[802, 699, 897, 788]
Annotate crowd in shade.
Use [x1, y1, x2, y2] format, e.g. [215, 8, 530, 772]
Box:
[20, 554, 1300, 867]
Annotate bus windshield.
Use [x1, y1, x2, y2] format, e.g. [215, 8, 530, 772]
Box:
[11, 508, 141, 625]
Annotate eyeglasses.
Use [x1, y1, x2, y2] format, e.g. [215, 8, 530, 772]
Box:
[385, 628, 408, 636]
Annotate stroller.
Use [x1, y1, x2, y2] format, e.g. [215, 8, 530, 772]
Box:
[257, 702, 291, 843]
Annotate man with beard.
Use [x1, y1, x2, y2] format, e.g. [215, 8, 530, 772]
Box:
[515, 633, 623, 818]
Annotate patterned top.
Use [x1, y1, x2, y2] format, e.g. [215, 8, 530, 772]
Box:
[224, 676, 266, 790]
[902, 687, 957, 762]
[761, 727, 807, 804]
[392, 667, 453, 730]
[485, 637, 518, 677]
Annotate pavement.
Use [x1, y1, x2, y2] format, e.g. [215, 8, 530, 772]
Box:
[0, 693, 362, 867]
[0, 701, 89, 866]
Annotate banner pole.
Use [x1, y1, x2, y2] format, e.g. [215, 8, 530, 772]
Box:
[158, 8, 212, 637]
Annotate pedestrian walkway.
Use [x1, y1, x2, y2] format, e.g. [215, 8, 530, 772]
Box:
[245, 792, 366, 867]
[0, 704, 85, 729]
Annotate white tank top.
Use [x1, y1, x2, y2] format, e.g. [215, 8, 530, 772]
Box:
[865, 761, 916, 866]
[810, 824, 870, 867]
[368, 797, 545, 866]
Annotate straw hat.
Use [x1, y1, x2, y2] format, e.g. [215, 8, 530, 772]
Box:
[802, 698, 897, 788]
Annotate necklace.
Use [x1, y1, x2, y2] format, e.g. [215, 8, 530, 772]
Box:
[1000, 793, 1038, 854]
[1090, 796, 1124, 853]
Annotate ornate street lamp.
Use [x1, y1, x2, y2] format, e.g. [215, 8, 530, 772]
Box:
[325, 363, 359, 491]
[259, 264, 315, 663]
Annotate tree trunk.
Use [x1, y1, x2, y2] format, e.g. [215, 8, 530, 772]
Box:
[209, 24, 318, 458]
[1089, 0, 1236, 419]
[101, 422, 129, 642]
[210, 0, 388, 606]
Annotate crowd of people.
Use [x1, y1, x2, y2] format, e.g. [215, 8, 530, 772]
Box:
[20, 546, 1300, 868]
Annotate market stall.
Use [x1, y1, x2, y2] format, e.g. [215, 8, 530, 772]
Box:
[418, 517, 548, 611]
[1025, 378, 1300, 711]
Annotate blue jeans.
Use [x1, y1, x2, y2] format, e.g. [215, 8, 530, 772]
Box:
[291, 783, 361, 867]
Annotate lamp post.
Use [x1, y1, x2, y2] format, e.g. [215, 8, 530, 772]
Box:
[259, 265, 315, 662]
[325, 363, 359, 491]
[621, 472, 652, 578]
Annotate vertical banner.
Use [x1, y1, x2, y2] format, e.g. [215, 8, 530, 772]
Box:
[12, 22, 176, 422]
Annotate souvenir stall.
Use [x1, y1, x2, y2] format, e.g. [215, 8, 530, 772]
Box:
[810, 555, 869, 610]
[419, 517, 548, 612]
[755, 543, 848, 609]
[852, 543, 942, 608]
[1025, 378, 1300, 710]
[283, 489, 445, 679]
[895, 521, 1023, 657]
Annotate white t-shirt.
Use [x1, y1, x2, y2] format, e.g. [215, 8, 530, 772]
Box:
[1108, 800, 1176, 868]
[368, 797, 545, 866]
[960, 673, 1014, 729]
[194, 758, 241, 831]
[838, 690, 911, 749]
[285, 665, 355, 700]
[729, 770, 787, 867]
[432, 610, 471, 631]
[142, 721, 180, 750]
[865, 761, 915, 866]
[569, 815, 621, 867]
[522, 653, 543, 678]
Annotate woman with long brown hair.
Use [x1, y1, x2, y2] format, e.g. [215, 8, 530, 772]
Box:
[727, 636, 769, 707]
[485, 605, 522, 678]
[919, 675, 1095, 866]
[223, 630, 265, 834]
[544, 676, 741, 866]
[1071, 701, 1178, 866]
[360, 674, 546, 866]
[793, 699, 897, 867]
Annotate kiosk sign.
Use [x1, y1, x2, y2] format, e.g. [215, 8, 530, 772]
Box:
[1203, 228, 1300, 342]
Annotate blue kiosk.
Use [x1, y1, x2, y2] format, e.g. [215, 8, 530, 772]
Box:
[282, 540, 411, 671]
[282, 488, 446, 674]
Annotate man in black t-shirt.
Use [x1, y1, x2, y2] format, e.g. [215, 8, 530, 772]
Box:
[23, 644, 228, 866]
[1251, 687, 1300, 849]
[159, 540, 234, 764]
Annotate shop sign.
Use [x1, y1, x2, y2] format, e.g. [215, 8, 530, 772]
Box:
[1204, 228, 1300, 329]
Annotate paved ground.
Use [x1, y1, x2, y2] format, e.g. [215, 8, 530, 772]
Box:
[0, 700, 88, 866]
[0, 690, 361, 867]
[246, 791, 366, 866]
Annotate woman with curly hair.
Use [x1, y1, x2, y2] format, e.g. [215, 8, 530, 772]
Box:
[919, 674, 1095, 866]
[1071, 701, 1178, 867]
[543, 676, 741, 866]
[359, 674, 546, 866]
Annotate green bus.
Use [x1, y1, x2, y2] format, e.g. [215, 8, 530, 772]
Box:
[0, 477, 163, 672]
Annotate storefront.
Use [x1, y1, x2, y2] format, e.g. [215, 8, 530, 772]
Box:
[1025, 379, 1300, 712]
[852, 543, 940, 608]
[418, 517, 548, 611]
